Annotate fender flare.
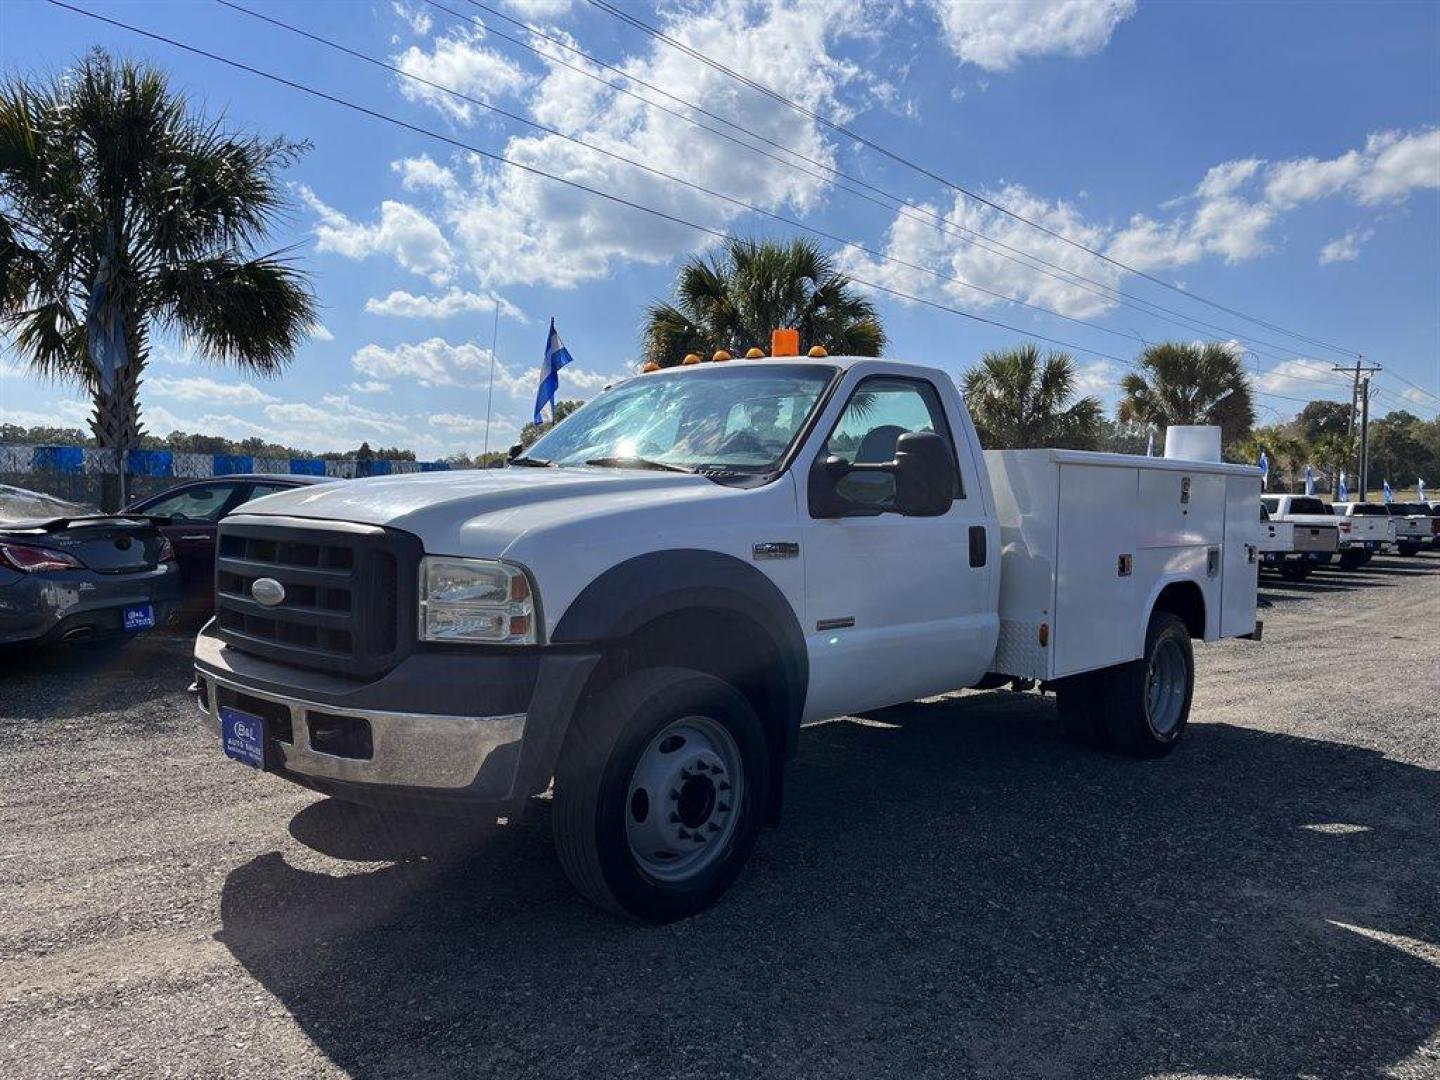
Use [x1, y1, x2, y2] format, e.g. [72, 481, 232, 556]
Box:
[551, 549, 809, 754]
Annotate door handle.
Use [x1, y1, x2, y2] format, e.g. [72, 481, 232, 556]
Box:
[968, 525, 987, 568]
[179, 534, 210, 541]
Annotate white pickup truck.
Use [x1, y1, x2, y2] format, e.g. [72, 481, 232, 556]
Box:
[1330, 501, 1394, 562]
[192, 356, 1261, 920]
[1386, 502, 1436, 556]
[1260, 494, 1343, 575]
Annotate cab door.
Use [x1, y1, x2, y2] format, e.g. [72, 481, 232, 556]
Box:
[798, 373, 997, 722]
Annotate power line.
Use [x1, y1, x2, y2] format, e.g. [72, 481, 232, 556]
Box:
[584, 0, 1365, 361]
[213, 0, 1153, 350]
[41, 0, 1133, 368]
[50, 0, 1376, 413]
[442, 0, 1354, 369]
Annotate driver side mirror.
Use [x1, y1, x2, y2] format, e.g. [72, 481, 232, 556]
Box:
[808, 431, 956, 518]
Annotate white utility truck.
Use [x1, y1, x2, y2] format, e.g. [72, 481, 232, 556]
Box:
[192, 356, 1261, 921]
[1257, 503, 1297, 566]
[1260, 494, 1343, 575]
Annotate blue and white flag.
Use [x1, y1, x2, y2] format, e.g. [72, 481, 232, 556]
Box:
[1258, 450, 1269, 490]
[1145, 430, 1154, 457]
[1419, 478, 1427, 502]
[1338, 471, 1349, 502]
[1303, 464, 1315, 496]
[533, 318, 576, 424]
[1382, 478, 1393, 505]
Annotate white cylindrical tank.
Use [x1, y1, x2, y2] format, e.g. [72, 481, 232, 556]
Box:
[1164, 425, 1222, 463]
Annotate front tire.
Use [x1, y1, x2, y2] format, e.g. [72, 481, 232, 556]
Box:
[1398, 542, 1420, 557]
[1100, 611, 1194, 758]
[1339, 549, 1366, 570]
[552, 667, 769, 922]
[1279, 561, 1312, 581]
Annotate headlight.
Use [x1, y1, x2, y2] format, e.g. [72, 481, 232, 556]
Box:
[418, 556, 538, 644]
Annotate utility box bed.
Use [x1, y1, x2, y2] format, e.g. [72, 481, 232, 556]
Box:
[984, 449, 1261, 682]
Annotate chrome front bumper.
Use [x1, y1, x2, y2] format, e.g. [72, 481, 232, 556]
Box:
[193, 669, 526, 792]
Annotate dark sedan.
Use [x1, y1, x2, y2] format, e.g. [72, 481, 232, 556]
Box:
[0, 511, 182, 646]
[124, 474, 332, 606]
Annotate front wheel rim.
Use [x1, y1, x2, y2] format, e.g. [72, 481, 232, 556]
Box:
[625, 715, 744, 883]
[1145, 637, 1188, 737]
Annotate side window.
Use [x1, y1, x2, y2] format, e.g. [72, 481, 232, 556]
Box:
[819, 376, 962, 509]
[236, 482, 292, 507]
[138, 482, 239, 522]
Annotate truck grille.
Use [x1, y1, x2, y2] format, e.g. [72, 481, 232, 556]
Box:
[214, 518, 422, 676]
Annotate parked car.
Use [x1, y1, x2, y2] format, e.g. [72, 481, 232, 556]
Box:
[126, 475, 332, 606]
[0, 495, 182, 647]
[1429, 501, 1440, 548]
[192, 355, 1261, 921]
[1259, 495, 1341, 577]
[1383, 502, 1433, 556]
[1329, 502, 1394, 562]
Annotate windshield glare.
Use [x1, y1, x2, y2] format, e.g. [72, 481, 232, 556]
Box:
[522, 366, 835, 472]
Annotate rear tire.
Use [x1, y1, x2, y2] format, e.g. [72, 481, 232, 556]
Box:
[1100, 611, 1194, 758]
[552, 667, 769, 923]
[1279, 561, 1311, 581]
[1398, 542, 1420, 557]
[1054, 671, 1110, 746]
[1338, 550, 1365, 570]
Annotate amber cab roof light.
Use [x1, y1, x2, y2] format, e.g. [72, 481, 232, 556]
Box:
[771, 328, 800, 357]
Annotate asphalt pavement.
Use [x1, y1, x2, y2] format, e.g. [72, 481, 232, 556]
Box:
[2, 554, 1438, 1079]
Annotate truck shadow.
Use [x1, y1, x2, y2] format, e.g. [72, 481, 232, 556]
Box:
[216, 698, 1440, 1079]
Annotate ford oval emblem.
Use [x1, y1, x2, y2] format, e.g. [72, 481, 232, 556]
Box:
[251, 577, 286, 607]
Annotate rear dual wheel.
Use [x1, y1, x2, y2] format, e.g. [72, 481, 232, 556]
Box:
[1054, 611, 1194, 759]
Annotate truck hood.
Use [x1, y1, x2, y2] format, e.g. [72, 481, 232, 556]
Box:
[235, 466, 723, 551]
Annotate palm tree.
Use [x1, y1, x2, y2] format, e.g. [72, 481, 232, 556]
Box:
[1117, 342, 1255, 446]
[1, 50, 316, 507]
[960, 344, 1103, 450]
[642, 237, 884, 366]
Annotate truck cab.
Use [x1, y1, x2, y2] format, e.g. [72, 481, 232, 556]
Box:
[192, 355, 1259, 920]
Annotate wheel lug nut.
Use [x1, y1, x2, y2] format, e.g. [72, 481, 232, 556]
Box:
[678, 828, 691, 839]
[707, 822, 720, 833]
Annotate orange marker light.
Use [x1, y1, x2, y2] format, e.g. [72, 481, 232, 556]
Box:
[712, 349, 732, 363]
[744, 347, 766, 359]
[807, 345, 829, 358]
[682, 352, 702, 365]
[642, 361, 661, 373]
[771, 328, 800, 357]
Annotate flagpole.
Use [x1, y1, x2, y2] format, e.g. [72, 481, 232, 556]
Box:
[482, 298, 500, 460]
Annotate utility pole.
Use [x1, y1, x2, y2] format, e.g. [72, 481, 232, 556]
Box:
[1359, 376, 1374, 499]
[1334, 356, 1381, 496]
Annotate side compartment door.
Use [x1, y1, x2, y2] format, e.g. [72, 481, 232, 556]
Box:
[799, 374, 996, 721]
[1220, 475, 1260, 637]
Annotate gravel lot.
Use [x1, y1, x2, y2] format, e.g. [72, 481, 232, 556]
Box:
[2, 554, 1438, 1079]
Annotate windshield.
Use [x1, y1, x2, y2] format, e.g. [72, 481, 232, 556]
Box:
[521, 366, 836, 474]
[1351, 504, 1389, 515]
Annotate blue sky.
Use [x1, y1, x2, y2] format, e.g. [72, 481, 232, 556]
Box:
[2, 0, 1437, 458]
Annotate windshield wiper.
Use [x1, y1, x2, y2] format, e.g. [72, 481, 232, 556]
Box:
[509, 455, 553, 467]
[584, 456, 693, 474]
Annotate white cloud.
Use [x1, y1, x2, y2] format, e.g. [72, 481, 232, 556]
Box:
[348, 380, 392, 394]
[146, 376, 279, 405]
[1265, 128, 1439, 208]
[351, 336, 621, 405]
[310, 324, 336, 342]
[848, 124, 1438, 319]
[924, 0, 1137, 72]
[1318, 228, 1374, 265]
[392, 28, 530, 125]
[499, 0, 574, 18]
[1252, 360, 1350, 399]
[299, 186, 453, 283]
[1072, 359, 1122, 398]
[351, 338, 494, 388]
[392, 1, 431, 37]
[309, 0, 879, 290]
[365, 288, 527, 322]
